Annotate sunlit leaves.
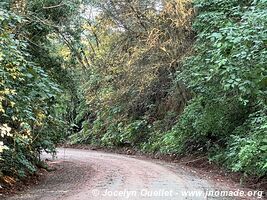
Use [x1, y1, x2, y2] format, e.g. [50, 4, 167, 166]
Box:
[0, 6, 64, 179]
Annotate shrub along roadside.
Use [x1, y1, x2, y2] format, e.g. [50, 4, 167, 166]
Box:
[0, 8, 60, 179]
[70, 0, 267, 183]
[174, 0, 267, 179]
[0, 0, 82, 182]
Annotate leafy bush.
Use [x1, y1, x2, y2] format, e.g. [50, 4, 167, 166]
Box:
[0, 0, 82, 180]
[218, 108, 267, 177]
[0, 7, 61, 178]
[174, 0, 267, 177]
[67, 0, 267, 180]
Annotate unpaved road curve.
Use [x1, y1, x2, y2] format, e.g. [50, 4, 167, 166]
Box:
[3, 148, 251, 200]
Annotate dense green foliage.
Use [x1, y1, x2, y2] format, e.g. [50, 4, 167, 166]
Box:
[70, 0, 194, 147]
[0, 8, 60, 178]
[175, 0, 267, 177]
[70, 0, 267, 180]
[1, 0, 266, 184]
[0, 0, 82, 180]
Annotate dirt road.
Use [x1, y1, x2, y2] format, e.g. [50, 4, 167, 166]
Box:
[3, 148, 263, 200]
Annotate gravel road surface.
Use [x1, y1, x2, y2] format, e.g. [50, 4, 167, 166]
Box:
[3, 148, 263, 200]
